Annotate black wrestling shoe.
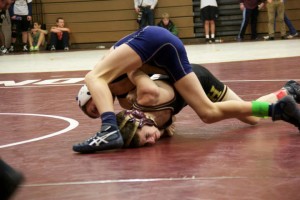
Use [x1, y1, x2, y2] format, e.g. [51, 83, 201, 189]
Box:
[73, 123, 124, 153]
[271, 96, 300, 131]
[283, 80, 300, 103]
[0, 160, 24, 200]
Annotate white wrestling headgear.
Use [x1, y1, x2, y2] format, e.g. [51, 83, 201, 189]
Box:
[76, 84, 92, 109]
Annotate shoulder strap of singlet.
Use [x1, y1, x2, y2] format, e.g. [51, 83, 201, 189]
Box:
[133, 97, 176, 113]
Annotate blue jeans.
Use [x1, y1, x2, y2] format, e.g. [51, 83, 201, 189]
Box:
[50, 32, 69, 49]
[238, 7, 259, 39]
[275, 13, 297, 35]
[139, 7, 155, 29]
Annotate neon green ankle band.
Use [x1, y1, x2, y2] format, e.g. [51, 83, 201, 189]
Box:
[252, 101, 269, 117]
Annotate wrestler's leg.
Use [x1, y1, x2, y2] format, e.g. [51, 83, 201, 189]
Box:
[223, 82, 300, 125]
[175, 73, 300, 131]
[191, 64, 259, 124]
[73, 44, 143, 153]
[256, 88, 288, 103]
[191, 64, 297, 125]
[85, 44, 142, 114]
[222, 88, 260, 125]
[174, 72, 253, 124]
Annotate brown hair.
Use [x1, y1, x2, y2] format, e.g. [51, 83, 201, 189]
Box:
[116, 110, 157, 147]
[116, 111, 140, 148]
[56, 17, 64, 22]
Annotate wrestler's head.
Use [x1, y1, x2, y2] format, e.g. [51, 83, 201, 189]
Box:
[116, 110, 162, 147]
[77, 85, 164, 147]
[76, 85, 100, 119]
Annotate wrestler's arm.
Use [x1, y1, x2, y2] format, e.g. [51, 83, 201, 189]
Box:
[127, 69, 172, 106]
[127, 69, 160, 106]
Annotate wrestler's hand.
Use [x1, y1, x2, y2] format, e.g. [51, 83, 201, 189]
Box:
[126, 90, 137, 105]
[164, 116, 176, 137]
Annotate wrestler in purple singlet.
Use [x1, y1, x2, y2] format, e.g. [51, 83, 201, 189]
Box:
[114, 26, 193, 83]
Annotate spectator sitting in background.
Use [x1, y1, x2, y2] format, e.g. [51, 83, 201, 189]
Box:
[157, 12, 178, 36]
[50, 17, 70, 51]
[28, 21, 48, 51]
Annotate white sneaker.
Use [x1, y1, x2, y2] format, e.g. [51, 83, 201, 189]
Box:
[263, 35, 269, 40]
[50, 45, 56, 51]
[23, 45, 28, 52]
[287, 32, 298, 39]
[0, 46, 8, 54]
[64, 47, 69, 51]
[9, 45, 14, 52]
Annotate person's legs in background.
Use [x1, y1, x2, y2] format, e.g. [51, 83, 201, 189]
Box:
[62, 31, 69, 50]
[20, 17, 30, 52]
[250, 7, 259, 40]
[9, 20, 18, 52]
[0, 24, 8, 54]
[209, 20, 215, 42]
[284, 13, 298, 38]
[277, 1, 286, 38]
[35, 32, 45, 50]
[147, 7, 155, 26]
[204, 20, 210, 43]
[266, 1, 276, 40]
[50, 32, 58, 50]
[237, 8, 250, 41]
[139, 8, 147, 29]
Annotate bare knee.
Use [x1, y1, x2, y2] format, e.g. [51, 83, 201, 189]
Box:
[197, 108, 218, 124]
[85, 71, 98, 85]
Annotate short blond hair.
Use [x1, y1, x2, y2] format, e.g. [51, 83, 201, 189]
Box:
[161, 12, 170, 19]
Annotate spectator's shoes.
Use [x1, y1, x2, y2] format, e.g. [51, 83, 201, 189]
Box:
[73, 123, 124, 153]
[287, 32, 298, 39]
[271, 96, 300, 131]
[50, 45, 56, 51]
[0, 46, 8, 54]
[283, 80, 300, 103]
[8, 46, 14, 52]
[0, 161, 24, 200]
[64, 47, 69, 51]
[264, 36, 274, 41]
[23, 45, 28, 52]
